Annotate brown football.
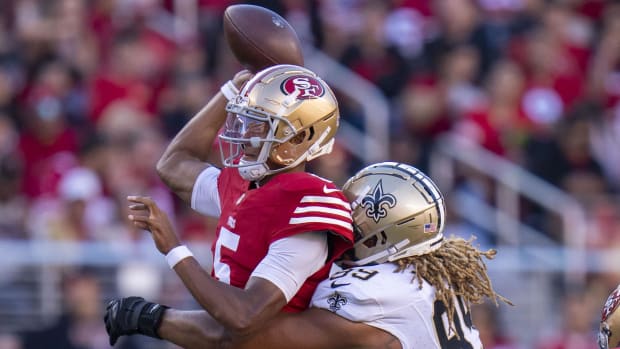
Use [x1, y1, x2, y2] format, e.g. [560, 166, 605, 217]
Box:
[223, 4, 304, 73]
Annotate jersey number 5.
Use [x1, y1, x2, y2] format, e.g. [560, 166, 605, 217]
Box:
[213, 227, 240, 284]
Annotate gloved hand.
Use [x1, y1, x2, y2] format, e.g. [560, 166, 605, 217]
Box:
[104, 296, 169, 346]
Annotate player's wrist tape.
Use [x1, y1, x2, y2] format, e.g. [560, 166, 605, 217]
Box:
[165, 245, 194, 269]
[220, 80, 239, 101]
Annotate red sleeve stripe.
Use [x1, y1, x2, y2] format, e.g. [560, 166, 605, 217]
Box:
[293, 206, 351, 219]
[300, 195, 351, 209]
[288, 216, 353, 231]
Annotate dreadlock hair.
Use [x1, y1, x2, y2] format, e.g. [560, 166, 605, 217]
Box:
[394, 236, 512, 338]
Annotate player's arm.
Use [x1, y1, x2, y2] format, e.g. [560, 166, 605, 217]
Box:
[170, 257, 287, 337]
[170, 231, 327, 337]
[156, 71, 252, 204]
[106, 302, 400, 349]
[104, 302, 227, 348]
[160, 307, 401, 349]
[228, 307, 402, 349]
[157, 309, 228, 348]
[127, 196, 327, 337]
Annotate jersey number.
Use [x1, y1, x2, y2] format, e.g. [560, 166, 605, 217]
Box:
[213, 227, 240, 284]
[432, 297, 474, 349]
[329, 268, 378, 288]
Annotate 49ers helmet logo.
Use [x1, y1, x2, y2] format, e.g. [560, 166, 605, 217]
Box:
[281, 75, 325, 99]
[603, 287, 620, 321]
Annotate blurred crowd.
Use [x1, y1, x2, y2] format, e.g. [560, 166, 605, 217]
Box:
[0, 0, 620, 348]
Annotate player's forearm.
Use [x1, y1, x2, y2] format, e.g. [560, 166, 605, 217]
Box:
[158, 309, 229, 349]
[172, 257, 285, 337]
[156, 92, 228, 199]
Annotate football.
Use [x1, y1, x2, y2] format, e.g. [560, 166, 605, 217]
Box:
[223, 4, 304, 73]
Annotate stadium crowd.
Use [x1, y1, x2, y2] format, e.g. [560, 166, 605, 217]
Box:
[0, 0, 619, 348]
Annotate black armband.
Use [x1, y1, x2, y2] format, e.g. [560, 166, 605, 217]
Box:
[136, 300, 169, 338]
[104, 296, 169, 346]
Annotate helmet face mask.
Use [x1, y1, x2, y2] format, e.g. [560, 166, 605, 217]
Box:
[219, 100, 293, 179]
[342, 162, 446, 266]
[218, 65, 339, 182]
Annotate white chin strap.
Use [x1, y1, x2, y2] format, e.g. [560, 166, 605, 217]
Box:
[352, 239, 411, 266]
[387, 234, 444, 262]
[237, 160, 269, 182]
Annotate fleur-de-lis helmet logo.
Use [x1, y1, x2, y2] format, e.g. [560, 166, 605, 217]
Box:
[361, 179, 397, 223]
[327, 292, 348, 312]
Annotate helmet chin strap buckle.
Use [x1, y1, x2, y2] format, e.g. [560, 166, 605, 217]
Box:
[238, 161, 269, 182]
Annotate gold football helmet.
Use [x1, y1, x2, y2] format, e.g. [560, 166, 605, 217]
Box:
[342, 162, 446, 266]
[599, 284, 620, 349]
[219, 64, 339, 181]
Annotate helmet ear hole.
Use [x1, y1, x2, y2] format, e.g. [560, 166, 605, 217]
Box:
[289, 130, 307, 145]
[363, 235, 378, 248]
[269, 129, 309, 166]
[380, 231, 388, 244]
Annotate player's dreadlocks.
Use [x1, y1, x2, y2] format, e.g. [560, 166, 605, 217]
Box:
[394, 236, 512, 337]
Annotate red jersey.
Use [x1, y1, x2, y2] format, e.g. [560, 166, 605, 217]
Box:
[212, 168, 354, 312]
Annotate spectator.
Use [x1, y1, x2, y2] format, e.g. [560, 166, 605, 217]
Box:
[339, 1, 411, 98]
[455, 59, 528, 159]
[0, 334, 21, 349]
[27, 166, 115, 241]
[0, 115, 26, 239]
[17, 92, 78, 198]
[21, 270, 109, 349]
[534, 286, 599, 349]
[473, 302, 519, 349]
[424, 0, 499, 78]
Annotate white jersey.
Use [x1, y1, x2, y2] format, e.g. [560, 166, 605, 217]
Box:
[311, 263, 483, 349]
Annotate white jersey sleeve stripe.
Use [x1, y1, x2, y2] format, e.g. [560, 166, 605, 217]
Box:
[289, 216, 353, 231]
[293, 206, 351, 219]
[300, 196, 351, 209]
[191, 166, 222, 217]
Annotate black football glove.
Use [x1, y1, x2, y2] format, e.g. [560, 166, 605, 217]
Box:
[104, 296, 169, 346]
